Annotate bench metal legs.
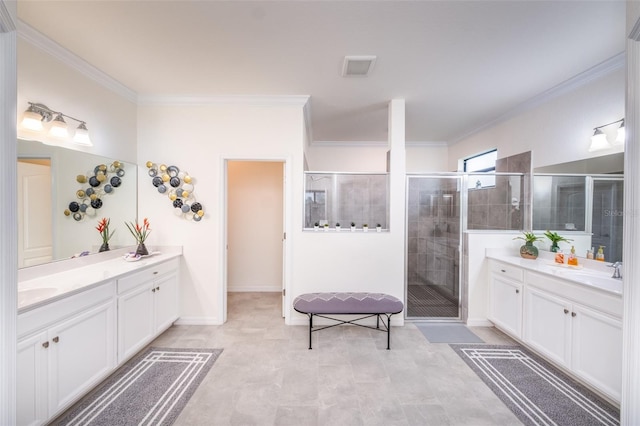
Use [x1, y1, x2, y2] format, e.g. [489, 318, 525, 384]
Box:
[306, 313, 395, 350]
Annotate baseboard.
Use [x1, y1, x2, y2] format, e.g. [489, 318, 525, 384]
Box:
[227, 286, 281, 292]
[466, 318, 493, 327]
[174, 316, 220, 325]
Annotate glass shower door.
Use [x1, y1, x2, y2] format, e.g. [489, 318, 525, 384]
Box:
[406, 175, 462, 319]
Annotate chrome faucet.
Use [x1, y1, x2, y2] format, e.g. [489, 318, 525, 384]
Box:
[609, 261, 623, 279]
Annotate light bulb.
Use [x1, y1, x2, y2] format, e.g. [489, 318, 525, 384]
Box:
[73, 122, 93, 146]
[588, 128, 610, 152]
[49, 114, 69, 138]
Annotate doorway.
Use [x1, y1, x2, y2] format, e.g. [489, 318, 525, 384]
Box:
[225, 160, 286, 319]
[406, 175, 462, 319]
[17, 158, 53, 268]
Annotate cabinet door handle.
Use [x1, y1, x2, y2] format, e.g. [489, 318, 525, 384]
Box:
[571, 312, 577, 317]
[515, 289, 520, 294]
[42, 341, 49, 348]
[156, 286, 160, 291]
[152, 288, 156, 293]
[501, 269, 506, 273]
[153, 271, 158, 275]
[52, 336, 59, 343]
[564, 309, 569, 314]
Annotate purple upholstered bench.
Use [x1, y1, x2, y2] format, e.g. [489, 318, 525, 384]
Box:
[293, 292, 404, 350]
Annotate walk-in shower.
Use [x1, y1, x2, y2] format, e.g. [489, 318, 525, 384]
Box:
[406, 173, 526, 320]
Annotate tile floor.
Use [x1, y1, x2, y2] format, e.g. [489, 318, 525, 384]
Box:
[150, 292, 521, 426]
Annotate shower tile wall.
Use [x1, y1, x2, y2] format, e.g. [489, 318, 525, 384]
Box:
[467, 151, 530, 231]
[407, 178, 460, 301]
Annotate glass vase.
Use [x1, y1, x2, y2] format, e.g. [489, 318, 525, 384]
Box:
[136, 243, 149, 256]
[99, 242, 110, 252]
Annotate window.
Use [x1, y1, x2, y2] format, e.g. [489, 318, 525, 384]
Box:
[464, 149, 497, 189]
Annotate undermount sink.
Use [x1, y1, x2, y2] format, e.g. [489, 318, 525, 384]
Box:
[18, 287, 59, 307]
[555, 268, 622, 292]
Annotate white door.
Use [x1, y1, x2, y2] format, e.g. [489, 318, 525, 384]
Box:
[489, 275, 523, 339]
[18, 160, 53, 268]
[281, 162, 286, 317]
[523, 287, 572, 367]
[571, 303, 623, 401]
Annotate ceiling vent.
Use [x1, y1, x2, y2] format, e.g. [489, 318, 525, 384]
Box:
[342, 55, 376, 77]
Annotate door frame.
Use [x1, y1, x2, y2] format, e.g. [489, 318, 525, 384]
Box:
[404, 173, 465, 322]
[219, 156, 292, 324]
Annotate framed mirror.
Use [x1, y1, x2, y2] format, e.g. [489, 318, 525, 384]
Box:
[533, 153, 624, 261]
[18, 139, 137, 268]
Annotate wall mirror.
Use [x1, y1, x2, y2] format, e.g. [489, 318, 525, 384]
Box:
[18, 139, 137, 268]
[533, 153, 624, 261]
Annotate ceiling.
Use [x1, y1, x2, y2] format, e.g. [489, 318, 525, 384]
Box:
[17, 1, 626, 144]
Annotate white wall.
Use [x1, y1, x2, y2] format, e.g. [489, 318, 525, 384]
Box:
[448, 68, 625, 170]
[17, 38, 137, 162]
[406, 143, 450, 173]
[304, 143, 388, 172]
[304, 142, 449, 173]
[227, 161, 283, 292]
[136, 102, 305, 324]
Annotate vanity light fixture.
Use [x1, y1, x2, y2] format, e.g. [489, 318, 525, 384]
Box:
[588, 118, 624, 152]
[20, 102, 93, 146]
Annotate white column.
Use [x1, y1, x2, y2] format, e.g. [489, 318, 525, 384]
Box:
[388, 99, 406, 325]
[621, 16, 640, 426]
[0, 1, 17, 424]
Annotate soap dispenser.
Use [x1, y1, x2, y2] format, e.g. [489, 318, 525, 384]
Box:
[586, 247, 595, 260]
[596, 246, 606, 262]
[568, 246, 578, 266]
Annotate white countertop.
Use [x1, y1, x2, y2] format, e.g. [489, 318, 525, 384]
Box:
[18, 246, 182, 313]
[486, 249, 623, 295]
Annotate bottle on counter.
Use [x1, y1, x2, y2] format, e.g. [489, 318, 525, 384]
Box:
[596, 246, 606, 262]
[586, 247, 595, 260]
[568, 246, 579, 266]
[554, 250, 565, 264]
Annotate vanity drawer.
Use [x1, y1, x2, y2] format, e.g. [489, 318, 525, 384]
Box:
[490, 261, 524, 282]
[117, 258, 179, 294]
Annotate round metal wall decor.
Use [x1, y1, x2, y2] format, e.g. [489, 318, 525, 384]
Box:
[64, 161, 126, 221]
[146, 161, 205, 222]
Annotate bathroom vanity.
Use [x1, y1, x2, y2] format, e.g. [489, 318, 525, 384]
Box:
[16, 248, 182, 426]
[486, 250, 622, 404]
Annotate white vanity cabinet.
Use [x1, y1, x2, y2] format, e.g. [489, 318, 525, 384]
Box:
[117, 258, 180, 363]
[17, 283, 116, 426]
[488, 261, 523, 339]
[524, 271, 623, 402]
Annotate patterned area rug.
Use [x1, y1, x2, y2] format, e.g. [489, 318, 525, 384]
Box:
[53, 347, 223, 426]
[451, 344, 619, 426]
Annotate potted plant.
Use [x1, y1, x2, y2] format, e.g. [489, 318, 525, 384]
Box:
[125, 218, 151, 256]
[314, 221, 319, 231]
[544, 230, 573, 253]
[96, 217, 114, 252]
[514, 231, 543, 259]
[335, 222, 341, 231]
[363, 223, 369, 232]
[323, 223, 329, 232]
[350, 222, 356, 232]
[376, 223, 382, 232]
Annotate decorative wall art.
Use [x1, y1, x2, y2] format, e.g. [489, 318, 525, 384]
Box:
[64, 161, 126, 221]
[146, 161, 205, 222]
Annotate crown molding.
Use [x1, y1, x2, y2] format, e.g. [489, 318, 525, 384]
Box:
[310, 140, 388, 147]
[310, 140, 447, 147]
[138, 94, 310, 107]
[450, 52, 626, 145]
[17, 19, 137, 103]
[406, 140, 448, 147]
